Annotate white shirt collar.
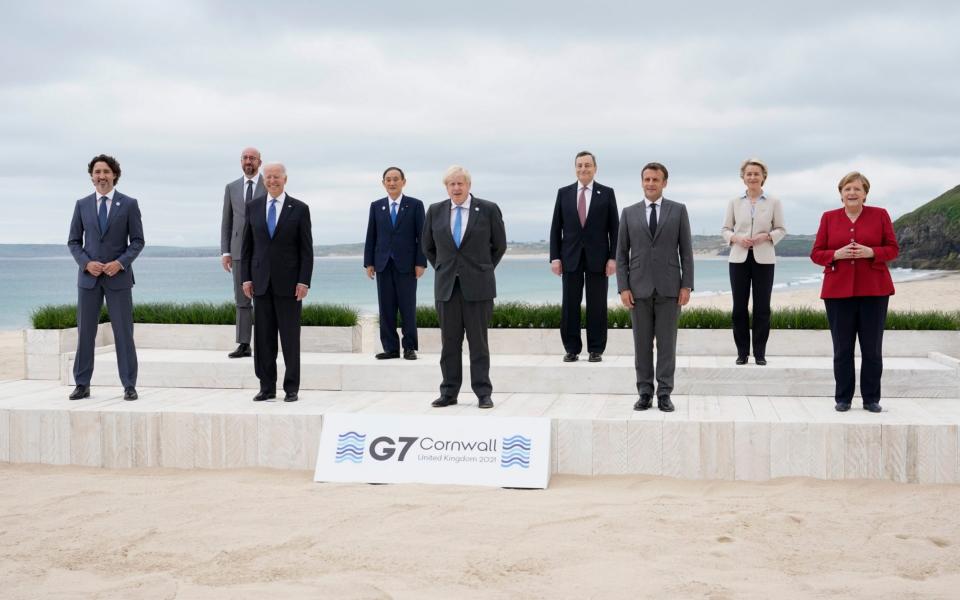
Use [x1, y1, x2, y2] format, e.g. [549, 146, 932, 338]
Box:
[644, 196, 663, 207]
[97, 189, 116, 201]
[451, 194, 472, 211]
[244, 174, 260, 186]
[741, 191, 766, 201]
[388, 193, 404, 204]
[578, 180, 593, 192]
[268, 192, 286, 204]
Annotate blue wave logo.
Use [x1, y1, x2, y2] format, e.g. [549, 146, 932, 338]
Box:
[335, 431, 366, 464]
[500, 434, 531, 469]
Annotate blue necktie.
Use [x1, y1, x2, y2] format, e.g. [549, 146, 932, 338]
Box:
[390, 202, 398, 227]
[98, 196, 108, 234]
[453, 205, 463, 248]
[267, 199, 277, 238]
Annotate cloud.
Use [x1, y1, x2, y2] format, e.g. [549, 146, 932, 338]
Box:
[1, 1, 958, 244]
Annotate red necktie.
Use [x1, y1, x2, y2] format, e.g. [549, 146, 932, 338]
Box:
[577, 187, 587, 227]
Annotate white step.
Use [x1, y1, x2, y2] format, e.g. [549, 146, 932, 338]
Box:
[68, 349, 960, 399]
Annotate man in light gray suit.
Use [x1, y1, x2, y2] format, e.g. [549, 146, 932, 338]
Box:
[615, 162, 693, 412]
[67, 154, 145, 401]
[221, 147, 265, 358]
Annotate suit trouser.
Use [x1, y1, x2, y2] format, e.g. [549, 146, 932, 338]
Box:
[824, 296, 888, 405]
[74, 281, 138, 388]
[729, 250, 775, 359]
[436, 279, 493, 399]
[561, 252, 608, 354]
[231, 260, 253, 344]
[630, 292, 680, 396]
[253, 286, 302, 394]
[376, 259, 418, 352]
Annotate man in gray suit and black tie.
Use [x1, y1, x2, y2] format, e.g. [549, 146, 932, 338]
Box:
[67, 154, 145, 401]
[422, 165, 507, 409]
[616, 162, 693, 413]
[221, 147, 265, 358]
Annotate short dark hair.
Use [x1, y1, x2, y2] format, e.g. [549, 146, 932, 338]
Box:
[382, 166, 405, 181]
[641, 162, 668, 181]
[88, 154, 121, 184]
[575, 151, 596, 166]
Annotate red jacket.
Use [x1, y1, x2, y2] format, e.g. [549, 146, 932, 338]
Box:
[810, 206, 898, 299]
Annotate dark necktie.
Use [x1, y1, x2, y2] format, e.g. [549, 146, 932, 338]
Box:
[391, 202, 398, 227]
[245, 180, 253, 203]
[98, 196, 108, 234]
[649, 203, 658, 237]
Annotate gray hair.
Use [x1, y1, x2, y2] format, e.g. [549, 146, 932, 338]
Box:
[442, 165, 471, 186]
[263, 162, 287, 175]
[739, 158, 768, 184]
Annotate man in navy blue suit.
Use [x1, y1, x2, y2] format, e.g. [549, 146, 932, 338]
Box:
[67, 154, 145, 401]
[241, 163, 314, 403]
[363, 167, 427, 360]
[549, 151, 619, 363]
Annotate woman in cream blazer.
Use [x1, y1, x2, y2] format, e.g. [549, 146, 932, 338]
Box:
[720, 159, 786, 365]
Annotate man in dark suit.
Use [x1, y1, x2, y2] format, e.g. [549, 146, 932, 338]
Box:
[241, 163, 314, 403]
[220, 146, 266, 358]
[615, 162, 694, 413]
[549, 151, 619, 363]
[67, 154, 145, 401]
[363, 167, 427, 360]
[422, 165, 507, 409]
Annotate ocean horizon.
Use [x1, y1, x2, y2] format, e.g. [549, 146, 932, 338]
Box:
[0, 255, 934, 330]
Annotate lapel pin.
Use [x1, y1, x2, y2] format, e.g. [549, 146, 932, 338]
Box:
[382, 206, 386, 210]
[474, 207, 479, 212]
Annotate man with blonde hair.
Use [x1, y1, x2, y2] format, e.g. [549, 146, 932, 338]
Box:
[422, 165, 507, 409]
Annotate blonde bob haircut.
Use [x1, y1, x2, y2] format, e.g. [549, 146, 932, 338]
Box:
[739, 158, 768, 184]
[442, 165, 472, 186]
[837, 171, 871, 195]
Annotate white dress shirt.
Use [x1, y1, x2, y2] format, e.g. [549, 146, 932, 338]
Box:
[644, 197, 663, 226]
[578, 182, 593, 217]
[266, 192, 286, 221]
[389, 193, 404, 217]
[96, 189, 116, 217]
[450, 194, 472, 237]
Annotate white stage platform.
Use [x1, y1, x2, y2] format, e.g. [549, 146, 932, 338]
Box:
[1, 379, 958, 484]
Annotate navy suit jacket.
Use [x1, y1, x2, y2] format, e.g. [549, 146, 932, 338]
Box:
[67, 191, 145, 290]
[549, 181, 619, 273]
[363, 195, 427, 273]
[422, 197, 507, 302]
[241, 194, 314, 297]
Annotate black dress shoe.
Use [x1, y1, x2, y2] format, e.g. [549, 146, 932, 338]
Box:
[658, 395, 675, 412]
[284, 392, 298, 402]
[478, 396, 494, 409]
[403, 350, 417, 360]
[228, 343, 251, 358]
[588, 352, 602, 362]
[563, 353, 579, 362]
[864, 403, 882, 413]
[835, 402, 851, 412]
[253, 391, 276, 402]
[735, 356, 748, 365]
[755, 357, 767, 366]
[431, 396, 457, 408]
[634, 393, 652, 411]
[123, 387, 138, 401]
[69, 385, 90, 400]
[376, 351, 401, 359]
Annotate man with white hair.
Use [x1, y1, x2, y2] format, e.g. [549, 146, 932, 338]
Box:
[241, 162, 314, 403]
[422, 165, 507, 409]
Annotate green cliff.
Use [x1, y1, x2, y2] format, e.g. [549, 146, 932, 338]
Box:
[893, 185, 960, 270]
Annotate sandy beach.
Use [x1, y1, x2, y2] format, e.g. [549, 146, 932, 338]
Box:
[1, 464, 958, 599]
[690, 270, 960, 312]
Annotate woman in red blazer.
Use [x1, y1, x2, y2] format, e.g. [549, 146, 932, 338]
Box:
[810, 172, 898, 413]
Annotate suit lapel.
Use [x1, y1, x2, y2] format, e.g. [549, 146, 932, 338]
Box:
[583, 184, 602, 228]
[273, 196, 296, 238]
[653, 200, 672, 242]
[102, 192, 124, 237]
[393, 197, 408, 230]
[459, 198, 480, 245]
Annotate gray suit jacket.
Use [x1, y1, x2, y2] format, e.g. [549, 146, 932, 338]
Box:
[68, 192, 145, 290]
[615, 198, 694, 298]
[422, 196, 507, 302]
[221, 175, 265, 256]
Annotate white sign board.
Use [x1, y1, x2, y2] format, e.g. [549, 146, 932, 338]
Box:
[314, 413, 552, 489]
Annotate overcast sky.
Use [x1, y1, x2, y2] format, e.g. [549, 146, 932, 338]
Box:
[4, 1, 959, 245]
